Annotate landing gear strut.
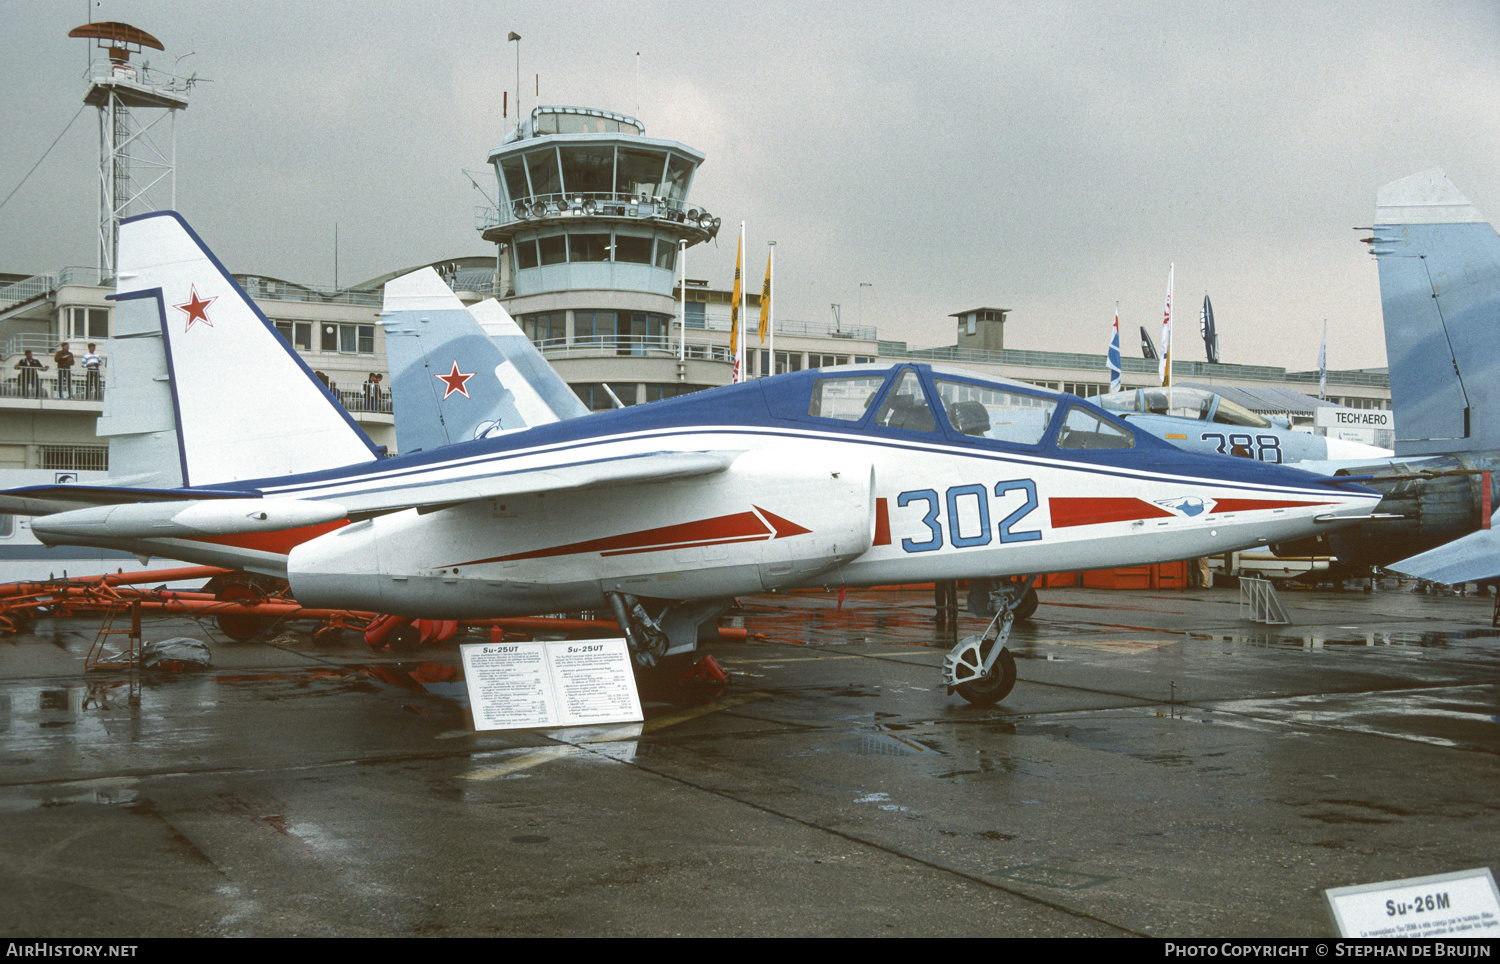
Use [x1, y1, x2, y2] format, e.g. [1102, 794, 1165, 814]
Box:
[943, 575, 1035, 705]
[605, 591, 669, 669]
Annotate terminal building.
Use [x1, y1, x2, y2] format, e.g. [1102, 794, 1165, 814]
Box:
[0, 102, 1392, 474]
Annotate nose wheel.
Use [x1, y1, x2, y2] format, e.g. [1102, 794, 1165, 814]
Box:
[943, 575, 1033, 704]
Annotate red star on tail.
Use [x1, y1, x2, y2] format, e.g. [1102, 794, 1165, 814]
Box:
[435, 360, 475, 399]
[175, 285, 217, 332]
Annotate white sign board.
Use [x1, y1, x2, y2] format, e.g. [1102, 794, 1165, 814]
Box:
[1315, 408, 1393, 430]
[1325, 867, 1500, 938]
[460, 638, 643, 731]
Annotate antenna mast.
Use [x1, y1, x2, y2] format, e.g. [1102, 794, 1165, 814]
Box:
[68, 21, 191, 280]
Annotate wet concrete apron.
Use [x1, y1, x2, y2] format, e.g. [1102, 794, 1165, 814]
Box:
[0, 585, 1495, 936]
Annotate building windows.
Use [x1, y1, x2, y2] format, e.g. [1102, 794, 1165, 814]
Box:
[39, 444, 108, 472]
[808, 354, 850, 369]
[273, 320, 313, 350]
[572, 383, 628, 411]
[314, 323, 375, 354]
[521, 312, 567, 345]
[1061, 381, 1105, 398]
[644, 383, 709, 403]
[64, 307, 109, 340]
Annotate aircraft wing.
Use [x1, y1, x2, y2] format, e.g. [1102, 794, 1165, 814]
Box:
[1385, 512, 1500, 585]
[272, 449, 739, 517]
[26, 450, 738, 551]
[0, 484, 253, 516]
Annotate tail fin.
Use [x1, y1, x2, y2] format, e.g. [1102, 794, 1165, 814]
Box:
[1373, 169, 1500, 456]
[381, 268, 587, 454]
[113, 212, 380, 486]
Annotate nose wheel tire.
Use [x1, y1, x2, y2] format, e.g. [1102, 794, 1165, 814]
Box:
[953, 644, 1017, 705]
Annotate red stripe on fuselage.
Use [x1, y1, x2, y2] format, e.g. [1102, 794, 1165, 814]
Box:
[188, 520, 348, 556]
[873, 498, 891, 546]
[1048, 497, 1173, 528]
[457, 509, 792, 566]
[1207, 499, 1331, 514]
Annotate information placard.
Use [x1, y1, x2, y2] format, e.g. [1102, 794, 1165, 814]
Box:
[1325, 867, 1500, 938]
[460, 638, 643, 731]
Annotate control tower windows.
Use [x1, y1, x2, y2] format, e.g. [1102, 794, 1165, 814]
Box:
[571, 234, 611, 262]
[561, 146, 613, 195]
[538, 235, 566, 266]
[499, 156, 529, 204]
[535, 111, 641, 136]
[574, 310, 617, 345]
[616, 148, 663, 197]
[525, 149, 561, 198]
[615, 235, 653, 264]
[521, 312, 565, 346]
[654, 240, 676, 271]
[664, 154, 693, 202]
[515, 239, 539, 270]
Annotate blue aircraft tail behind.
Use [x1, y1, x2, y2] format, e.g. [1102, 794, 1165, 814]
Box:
[381, 269, 588, 454]
[1373, 169, 1500, 458]
[1373, 170, 1500, 584]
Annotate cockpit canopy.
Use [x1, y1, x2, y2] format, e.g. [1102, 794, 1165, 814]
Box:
[783, 364, 1138, 451]
[1096, 386, 1271, 428]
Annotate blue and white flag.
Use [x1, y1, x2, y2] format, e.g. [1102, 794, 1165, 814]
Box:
[1108, 310, 1122, 392]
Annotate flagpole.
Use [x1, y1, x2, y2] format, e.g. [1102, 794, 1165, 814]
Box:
[678, 240, 687, 362]
[769, 242, 778, 374]
[1160, 263, 1174, 389]
[1319, 320, 1328, 400]
[738, 222, 746, 382]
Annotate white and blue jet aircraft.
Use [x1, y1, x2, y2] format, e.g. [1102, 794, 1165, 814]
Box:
[1093, 386, 1391, 464]
[5, 213, 1382, 703]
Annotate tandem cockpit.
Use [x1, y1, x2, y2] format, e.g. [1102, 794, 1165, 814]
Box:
[1094, 386, 1282, 429]
[760, 363, 1141, 453]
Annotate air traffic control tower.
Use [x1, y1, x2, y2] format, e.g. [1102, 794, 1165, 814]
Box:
[477, 106, 723, 399]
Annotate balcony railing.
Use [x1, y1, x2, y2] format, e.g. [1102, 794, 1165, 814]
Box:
[476, 193, 719, 235]
[332, 388, 393, 415]
[2, 372, 106, 402]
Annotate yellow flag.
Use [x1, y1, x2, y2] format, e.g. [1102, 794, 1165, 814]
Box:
[758, 252, 771, 343]
[729, 231, 742, 358]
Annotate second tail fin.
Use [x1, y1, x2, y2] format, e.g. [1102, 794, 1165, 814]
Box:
[1373, 169, 1500, 457]
[381, 268, 587, 454]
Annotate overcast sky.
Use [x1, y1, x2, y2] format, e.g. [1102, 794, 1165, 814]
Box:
[4, 0, 1498, 371]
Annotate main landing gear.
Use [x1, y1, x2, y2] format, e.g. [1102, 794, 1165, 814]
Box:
[942, 575, 1036, 705]
[605, 591, 732, 676]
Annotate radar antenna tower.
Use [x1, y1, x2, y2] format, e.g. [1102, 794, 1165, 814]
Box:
[67, 22, 191, 280]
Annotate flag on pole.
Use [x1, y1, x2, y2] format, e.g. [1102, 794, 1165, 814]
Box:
[730, 225, 744, 384]
[1159, 263, 1174, 386]
[758, 252, 772, 344]
[1318, 321, 1327, 400]
[1107, 309, 1123, 393]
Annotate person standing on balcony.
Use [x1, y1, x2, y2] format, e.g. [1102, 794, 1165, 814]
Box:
[82, 344, 102, 400]
[53, 343, 74, 398]
[14, 350, 46, 398]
